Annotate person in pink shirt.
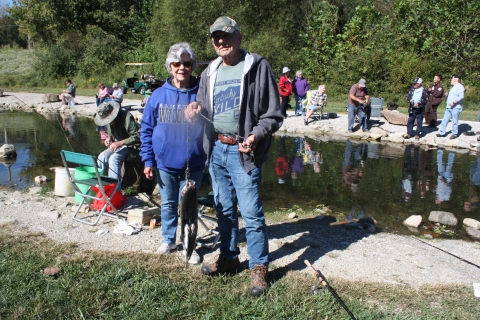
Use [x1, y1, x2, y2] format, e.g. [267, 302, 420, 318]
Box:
[96, 83, 109, 106]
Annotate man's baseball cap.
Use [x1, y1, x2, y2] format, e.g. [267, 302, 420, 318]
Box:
[210, 16, 241, 37]
[451, 74, 460, 79]
[358, 79, 366, 87]
[413, 77, 422, 84]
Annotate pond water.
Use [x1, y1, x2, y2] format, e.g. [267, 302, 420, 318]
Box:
[1, 110, 479, 239]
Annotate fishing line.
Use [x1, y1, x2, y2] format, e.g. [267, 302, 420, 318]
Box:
[411, 236, 480, 269]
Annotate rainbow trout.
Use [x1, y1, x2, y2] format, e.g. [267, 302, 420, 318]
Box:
[180, 179, 198, 266]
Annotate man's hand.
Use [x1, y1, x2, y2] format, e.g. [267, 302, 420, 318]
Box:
[144, 167, 154, 180]
[238, 134, 257, 153]
[184, 102, 202, 122]
[104, 137, 111, 147]
[108, 140, 124, 152]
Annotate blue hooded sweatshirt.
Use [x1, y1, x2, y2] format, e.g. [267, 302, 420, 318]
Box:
[140, 77, 206, 174]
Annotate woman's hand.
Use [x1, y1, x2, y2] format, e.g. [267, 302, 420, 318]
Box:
[144, 167, 154, 180]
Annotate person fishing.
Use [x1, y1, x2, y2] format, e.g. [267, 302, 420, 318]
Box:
[140, 42, 206, 265]
[185, 16, 283, 297]
[95, 101, 140, 190]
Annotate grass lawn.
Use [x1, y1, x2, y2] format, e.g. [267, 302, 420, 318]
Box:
[0, 223, 477, 319]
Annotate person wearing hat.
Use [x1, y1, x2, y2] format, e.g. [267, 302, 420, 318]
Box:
[347, 79, 370, 133]
[436, 74, 465, 139]
[105, 83, 124, 105]
[184, 16, 283, 297]
[141, 88, 153, 108]
[279, 67, 292, 117]
[95, 101, 140, 185]
[405, 77, 428, 139]
[140, 42, 206, 265]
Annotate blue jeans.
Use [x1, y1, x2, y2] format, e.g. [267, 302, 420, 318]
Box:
[209, 140, 268, 268]
[347, 103, 367, 131]
[295, 94, 306, 116]
[407, 108, 423, 136]
[97, 146, 129, 181]
[96, 97, 106, 106]
[156, 169, 203, 245]
[438, 106, 462, 135]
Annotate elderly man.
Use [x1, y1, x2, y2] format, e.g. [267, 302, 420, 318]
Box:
[436, 75, 465, 139]
[95, 101, 140, 188]
[105, 83, 124, 105]
[347, 79, 370, 133]
[405, 78, 428, 139]
[185, 16, 283, 297]
[59, 79, 76, 105]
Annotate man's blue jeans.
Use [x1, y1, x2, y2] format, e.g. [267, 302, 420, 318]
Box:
[407, 108, 423, 136]
[295, 94, 306, 116]
[347, 103, 367, 131]
[438, 106, 462, 135]
[156, 169, 203, 245]
[97, 146, 129, 181]
[209, 140, 269, 269]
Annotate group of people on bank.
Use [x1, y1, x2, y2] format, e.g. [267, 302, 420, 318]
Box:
[405, 74, 465, 140]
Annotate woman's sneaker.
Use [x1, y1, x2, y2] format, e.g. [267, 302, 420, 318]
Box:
[157, 243, 177, 254]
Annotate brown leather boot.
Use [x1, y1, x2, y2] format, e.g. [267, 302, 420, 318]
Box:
[201, 253, 240, 276]
[249, 265, 268, 297]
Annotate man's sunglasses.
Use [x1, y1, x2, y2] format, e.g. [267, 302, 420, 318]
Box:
[171, 61, 193, 68]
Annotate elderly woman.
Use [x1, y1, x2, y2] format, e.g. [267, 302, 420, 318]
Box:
[304, 85, 327, 125]
[140, 42, 206, 264]
[292, 70, 309, 116]
[96, 83, 109, 106]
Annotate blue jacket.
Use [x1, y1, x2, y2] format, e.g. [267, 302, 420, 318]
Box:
[140, 77, 206, 174]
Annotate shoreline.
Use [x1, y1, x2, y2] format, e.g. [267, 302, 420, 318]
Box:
[2, 91, 480, 152]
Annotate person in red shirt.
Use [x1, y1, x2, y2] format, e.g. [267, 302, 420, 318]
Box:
[278, 67, 292, 118]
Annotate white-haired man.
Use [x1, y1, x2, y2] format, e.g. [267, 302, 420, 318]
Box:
[185, 16, 283, 297]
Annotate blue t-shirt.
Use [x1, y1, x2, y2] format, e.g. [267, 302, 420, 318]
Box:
[213, 58, 245, 134]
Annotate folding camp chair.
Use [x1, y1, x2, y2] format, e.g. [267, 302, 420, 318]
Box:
[196, 173, 220, 249]
[60, 150, 122, 226]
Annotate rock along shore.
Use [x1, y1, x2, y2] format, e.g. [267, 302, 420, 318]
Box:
[2, 91, 480, 152]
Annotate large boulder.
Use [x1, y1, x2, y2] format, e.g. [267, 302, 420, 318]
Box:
[42, 93, 60, 102]
[463, 218, 480, 230]
[381, 110, 409, 126]
[465, 227, 480, 241]
[428, 211, 458, 226]
[403, 215, 422, 228]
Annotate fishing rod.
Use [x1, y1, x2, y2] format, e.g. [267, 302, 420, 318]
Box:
[304, 260, 356, 320]
[411, 236, 480, 270]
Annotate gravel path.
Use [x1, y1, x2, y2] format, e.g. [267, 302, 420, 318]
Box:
[1, 188, 479, 289]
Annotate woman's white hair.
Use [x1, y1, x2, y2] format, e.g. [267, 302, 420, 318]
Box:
[296, 70, 303, 77]
[165, 42, 197, 72]
[318, 85, 325, 90]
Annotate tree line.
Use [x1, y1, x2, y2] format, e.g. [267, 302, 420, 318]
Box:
[3, 0, 480, 103]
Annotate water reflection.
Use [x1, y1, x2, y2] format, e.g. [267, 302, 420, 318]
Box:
[2, 111, 480, 238]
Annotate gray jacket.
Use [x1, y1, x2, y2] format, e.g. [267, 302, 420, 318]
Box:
[197, 50, 283, 173]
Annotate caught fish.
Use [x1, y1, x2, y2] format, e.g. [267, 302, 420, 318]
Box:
[180, 179, 198, 265]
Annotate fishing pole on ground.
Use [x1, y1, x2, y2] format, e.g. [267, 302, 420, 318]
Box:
[304, 260, 357, 320]
[410, 236, 480, 270]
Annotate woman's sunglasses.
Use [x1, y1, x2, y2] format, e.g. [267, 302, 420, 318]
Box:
[171, 61, 193, 68]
